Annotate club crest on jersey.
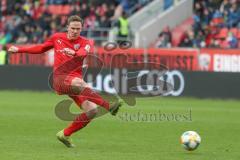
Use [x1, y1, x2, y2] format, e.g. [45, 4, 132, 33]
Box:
[74, 44, 80, 50]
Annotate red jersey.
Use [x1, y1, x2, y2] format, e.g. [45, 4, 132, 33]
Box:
[18, 32, 90, 77]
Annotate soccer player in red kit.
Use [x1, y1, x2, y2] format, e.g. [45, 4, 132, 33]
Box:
[8, 15, 122, 148]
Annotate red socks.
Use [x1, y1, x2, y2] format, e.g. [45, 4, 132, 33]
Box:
[80, 87, 110, 110]
[64, 112, 91, 136]
[63, 88, 110, 136]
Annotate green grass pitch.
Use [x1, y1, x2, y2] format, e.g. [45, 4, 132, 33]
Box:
[0, 91, 239, 160]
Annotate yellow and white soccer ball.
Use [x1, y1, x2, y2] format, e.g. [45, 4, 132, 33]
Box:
[180, 131, 201, 151]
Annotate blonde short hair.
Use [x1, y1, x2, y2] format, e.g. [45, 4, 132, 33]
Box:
[67, 15, 84, 25]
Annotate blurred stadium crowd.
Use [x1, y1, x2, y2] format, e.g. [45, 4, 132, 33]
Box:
[188, 0, 240, 48]
[155, 0, 240, 48]
[0, 0, 152, 45]
[1, 0, 240, 49]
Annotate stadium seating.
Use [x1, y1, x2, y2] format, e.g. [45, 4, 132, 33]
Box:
[171, 17, 194, 47]
[153, 0, 240, 48]
[215, 27, 228, 39]
[47, 5, 71, 15]
[1, 0, 153, 45]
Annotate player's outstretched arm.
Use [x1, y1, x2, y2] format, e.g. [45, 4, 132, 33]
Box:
[8, 35, 54, 54]
[8, 43, 53, 54]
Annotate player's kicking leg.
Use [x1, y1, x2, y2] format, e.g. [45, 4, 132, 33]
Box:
[56, 99, 97, 148]
[56, 77, 123, 148]
[70, 78, 123, 115]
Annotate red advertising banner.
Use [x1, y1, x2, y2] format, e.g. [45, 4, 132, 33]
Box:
[148, 48, 199, 71]
[7, 46, 199, 71]
[5, 44, 240, 73]
[92, 48, 199, 70]
[199, 49, 240, 72]
[92, 48, 145, 69]
[8, 51, 52, 66]
[9, 53, 48, 66]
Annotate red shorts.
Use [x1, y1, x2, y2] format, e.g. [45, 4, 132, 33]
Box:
[53, 75, 74, 94]
[53, 75, 87, 106]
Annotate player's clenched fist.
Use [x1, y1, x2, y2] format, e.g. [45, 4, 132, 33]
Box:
[8, 46, 19, 53]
